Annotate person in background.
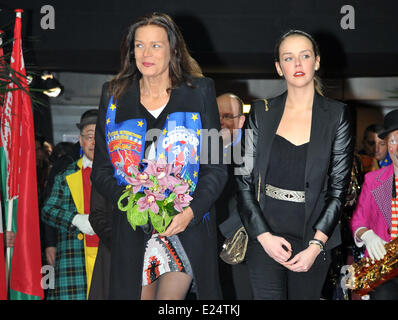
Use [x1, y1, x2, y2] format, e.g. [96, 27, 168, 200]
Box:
[216, 93, 253, 299]
[42, 109, 99, 299]
[235, 29, 353, 299]
[348, 124, 391, 270]
[322, 125, 390, 299]
[50, 142, 77, 163]
[43, 141, 53, 159]
[217, 93, 246, 143]
[358, 124, 391, 173]
[35, 135, 52, 207]
[41, 141, 78, 267]
[350, 109, 398, 300]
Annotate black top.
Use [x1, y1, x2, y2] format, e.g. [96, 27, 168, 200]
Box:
[266, 135, 308, 190]
[263, 135, 308, 240]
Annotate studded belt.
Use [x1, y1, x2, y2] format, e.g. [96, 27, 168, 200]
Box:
[265, 184, 305, 203]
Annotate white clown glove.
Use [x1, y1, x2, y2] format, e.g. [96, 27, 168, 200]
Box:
[72, 214, 95, 235]
[361, 230, 387, 261]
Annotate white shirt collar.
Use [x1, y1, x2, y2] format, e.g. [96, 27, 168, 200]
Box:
[82, 154, 93, 169]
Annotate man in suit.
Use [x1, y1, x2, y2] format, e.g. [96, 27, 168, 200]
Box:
[42, 109, 99, 300]
[351, 109, 398, 300]
[216, 93, 252, 300]
[42, 141, 81, 268]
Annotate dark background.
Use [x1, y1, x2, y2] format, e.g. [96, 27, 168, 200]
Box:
[1, 0, 397, 78]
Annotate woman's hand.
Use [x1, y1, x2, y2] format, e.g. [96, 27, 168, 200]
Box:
[159, 207, 194, 237]
[282, 245, 320, 272]
[257, 232, 292, 264]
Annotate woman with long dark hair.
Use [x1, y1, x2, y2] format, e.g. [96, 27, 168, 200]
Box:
[236, 30, 353, 299]
[91, 12, 227, 299]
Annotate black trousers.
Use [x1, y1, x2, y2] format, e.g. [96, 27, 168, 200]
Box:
[370, 276, 398, 300]
[246, 238, 331, 300]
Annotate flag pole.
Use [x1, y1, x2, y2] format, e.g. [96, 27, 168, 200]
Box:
[1, 27, 12, 292]
[5, 200, 13, 289]
[0, 198, 7, 299]
[0, 30, 7, 299]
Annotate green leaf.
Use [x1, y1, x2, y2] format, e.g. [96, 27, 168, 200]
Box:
[127, 205, 148, 229]
[134, 192, 145, 200]
[157, 200, 164, 212]
[165, 202, 178, 215]
[164, 193, 176, 205]
[135, 208, 149, 226]
[149, 211, 163, 233]
[126, 205, 136, 230]
[127, 216, 137, 231]
[162, 211, 173, 230]
[117, 191, 131, 211]
[149, 175, 158, 185]
[149, 210, 172, 234]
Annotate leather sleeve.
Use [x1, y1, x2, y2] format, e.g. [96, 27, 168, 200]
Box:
[313, 105, 354, 237]
[235, 105, 271, 240]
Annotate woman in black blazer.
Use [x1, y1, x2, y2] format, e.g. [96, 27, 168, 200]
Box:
[236, 30, 353, 299]
[91, 13, 227, 299]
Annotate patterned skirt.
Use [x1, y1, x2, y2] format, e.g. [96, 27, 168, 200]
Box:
[142, 233, 194, 286]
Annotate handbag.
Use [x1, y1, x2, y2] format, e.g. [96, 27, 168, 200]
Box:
[219, 226, 248, 265]
[219, 98, 269, 265]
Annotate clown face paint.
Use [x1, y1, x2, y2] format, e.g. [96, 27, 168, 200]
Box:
[387, 130, 398, 168]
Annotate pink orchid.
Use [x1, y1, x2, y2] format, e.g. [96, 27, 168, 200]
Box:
[125, 165, 154, 193]
[137, 190, 165, 214]
[173, 183, 193, 212]
[171, 164, 184, 181]
[144, 158, 180, 189]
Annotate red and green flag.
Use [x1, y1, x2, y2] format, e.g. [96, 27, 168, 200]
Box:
[0, 30, 7, 300]
[0, 195, 6, 300]
[0, 9, 44, 300]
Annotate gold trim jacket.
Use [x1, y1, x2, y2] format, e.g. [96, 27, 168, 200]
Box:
[235, 92, 354, 250]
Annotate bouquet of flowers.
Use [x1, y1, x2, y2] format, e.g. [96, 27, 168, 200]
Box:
[117, 158, 193, 233]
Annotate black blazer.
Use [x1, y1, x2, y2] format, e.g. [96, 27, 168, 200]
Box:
[91, 76, 227, 299]
[235, 92, 354, 250]
[88, 185, 112, 300]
